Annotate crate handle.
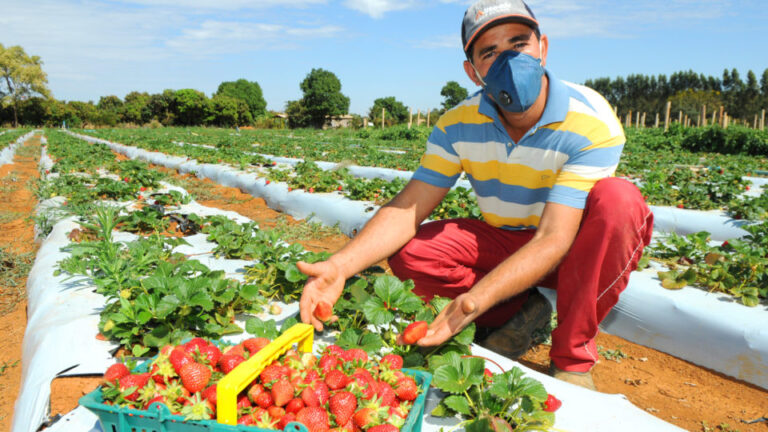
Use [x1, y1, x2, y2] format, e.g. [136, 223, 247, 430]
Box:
[216, 323, 314, 425]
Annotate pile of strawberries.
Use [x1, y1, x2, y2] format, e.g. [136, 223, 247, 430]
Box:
[100, 337, 421, 431]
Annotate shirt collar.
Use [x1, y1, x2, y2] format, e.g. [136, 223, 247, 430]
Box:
[477, 69, 570, 129]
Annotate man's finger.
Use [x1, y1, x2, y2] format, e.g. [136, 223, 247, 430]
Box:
[296, 260, 319, 276]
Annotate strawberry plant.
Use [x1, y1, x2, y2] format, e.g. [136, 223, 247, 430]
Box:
[329, 274, 476, 368]
[647, 222, 768, 306]
[428, 352, 555, 431]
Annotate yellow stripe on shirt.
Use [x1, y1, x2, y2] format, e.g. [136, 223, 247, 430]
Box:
[436, 105, 494, 133]
[483, 212, 541, 228]
[462, 160, 558, 189]
[543, 112, 620, 150]
[555, 171, 609, 192]
[420, 154, 462, 177]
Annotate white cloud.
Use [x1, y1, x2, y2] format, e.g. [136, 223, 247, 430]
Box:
[166, 20, 343, 55]
[342, 0, 420, 19]
[109, 0, 328, 10]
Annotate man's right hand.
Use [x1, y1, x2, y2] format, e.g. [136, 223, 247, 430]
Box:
[297, 260, 346, 331]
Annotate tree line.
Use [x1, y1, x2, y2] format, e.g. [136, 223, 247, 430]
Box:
[585, 69, 768, 126]
[2, 44, 765, 129]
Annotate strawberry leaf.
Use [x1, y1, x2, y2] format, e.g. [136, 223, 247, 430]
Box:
[443, 395, 472, 415]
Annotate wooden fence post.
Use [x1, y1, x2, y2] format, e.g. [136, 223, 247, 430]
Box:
[408, 108, 413, 129]
[701, 105, 707, 127]
[417, 110, 421, 127]
[678, 110, 683, 125]
[635, 111, 640, 128]
[641, 112, 646, 128]
[381, 108, 385, 129]
[655, 113, 659, 128]
[719, 106, 724, 127]
[754, 114, 758, 129]
[664, 101, 671, 131]
[761, 109, 765, 131]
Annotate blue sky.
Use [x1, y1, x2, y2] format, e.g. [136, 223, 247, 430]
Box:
[1, 0, 766, 116]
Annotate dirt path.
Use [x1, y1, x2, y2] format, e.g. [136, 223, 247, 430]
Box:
[20, 155, 768, 431]
[0, 135, 41, 431]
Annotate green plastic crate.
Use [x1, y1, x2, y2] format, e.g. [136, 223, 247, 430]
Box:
[79, 360, 431, 432]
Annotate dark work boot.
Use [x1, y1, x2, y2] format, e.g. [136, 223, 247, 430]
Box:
[476, 289, 553, 359]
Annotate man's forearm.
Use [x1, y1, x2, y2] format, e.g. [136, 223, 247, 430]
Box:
[468, 232, 572, 314]
[328, 203, 421, 279]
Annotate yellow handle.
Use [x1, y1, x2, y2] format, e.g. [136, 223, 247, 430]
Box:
[216, 323, 314, 425]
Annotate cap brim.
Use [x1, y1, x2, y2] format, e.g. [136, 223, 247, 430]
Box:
[464, 14, 540, 53]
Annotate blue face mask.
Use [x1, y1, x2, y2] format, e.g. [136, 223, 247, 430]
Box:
[475, 50, 544, 113]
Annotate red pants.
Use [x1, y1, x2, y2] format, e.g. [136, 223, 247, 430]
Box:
[388, 178, 654, 372]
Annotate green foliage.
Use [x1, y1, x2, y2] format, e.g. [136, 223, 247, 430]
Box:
[215, 78, 267, 121]
[0, 44, 51, 126]
[441, 81, 469, 111]
[429, 352, 554, 431]
[173, 89, 211, 126]
[289, 68, 350, 129]
[368, 96, 409, 126]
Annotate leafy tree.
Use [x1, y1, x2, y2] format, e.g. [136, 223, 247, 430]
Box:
[97, 95, 123, 112]
[122, 91, 151, 124]
[295, 68, 349, 128]
[209, 95, 252, 127]
[19, 97, 47, 125]
[215, 79, 266, 122]
[172, 89, 211, 126]
[440, 81, 468, 111]
[148, 90, 176, 125]
[668, 89, 723, 123]
[0, 44, 51, 126]
[368, 96, 409, 126]
[285, 99, 311, 128]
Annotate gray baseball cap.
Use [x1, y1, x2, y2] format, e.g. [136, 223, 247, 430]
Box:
[462, 0, 539, 54]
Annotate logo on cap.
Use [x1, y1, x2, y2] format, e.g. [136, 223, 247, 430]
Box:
[475, 10, 484, 20]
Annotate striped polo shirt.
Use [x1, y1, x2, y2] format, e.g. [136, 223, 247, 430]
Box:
[413, 71, 625, 230]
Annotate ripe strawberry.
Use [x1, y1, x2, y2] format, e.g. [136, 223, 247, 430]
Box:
[301, 381, 330, 407]
[271, 378, 295, 407]
[368, 425, 399, 432]
[543, 393, 562, 412]
[296, 406, 329, 432]
[308, 187, 315, 193]
[329, 391, 357, 426]
[268, 405, 286, 422]
[237, 394, 252, 409]
[324, 345, 345, 357]
[144, 395, 168, 410]
[119, 373, 150, 401]
[348, 372, 376, 400]
[198, 344, 221, 366]
[184, 337, 208, 355]
[341, 348, 367, 364]
[318, 354, 340, 374]
[202, 384, 217, 405]
[103, 363, 129, 384]
[265, 180, 271, 185]
[324, 369, 349, 390]
[394, 376, 419, 401]
[255, 391, 274, 409]
[313, 301, 333, 322]
[243, 337, 271, 354]
[248, 383, 265, 403]
[179, 362, 211, 393]
[352, 407, 380, 429]
[677, 204, 685, 209]
[260, 363, 286, 385]
[285, 397, 305, 414]
[218, 354, 245, 373]
[376, 380, 397, 407]
[169, 348, 193, 373]
[380, 354, 403, 370]
[401, 321, 428, 345]
[223, 344, 246, 358]
[278, 412, 297, 429]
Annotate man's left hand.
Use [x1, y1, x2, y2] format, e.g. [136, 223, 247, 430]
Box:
[405, 293, 481, 346]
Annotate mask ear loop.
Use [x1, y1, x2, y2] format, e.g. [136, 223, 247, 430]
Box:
[469, 61, 487, 87]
